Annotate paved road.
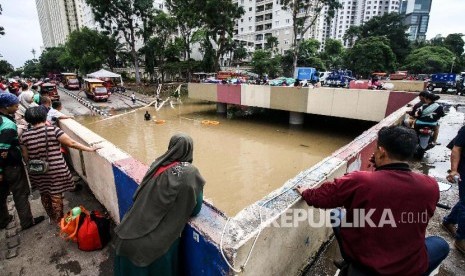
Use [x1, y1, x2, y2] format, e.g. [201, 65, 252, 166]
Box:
[58, 87, 153, 117]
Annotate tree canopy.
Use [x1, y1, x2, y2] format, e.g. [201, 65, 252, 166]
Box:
[281, 0, 340, 72]
[251, 50, 282, 78]
[0, 60, 14, 76]
[345, 36, 396, 77]
[65, 28, 115, 74]
[85, 0, 155, 84]
[201, 0, 244, 71]
[403, 46, 456, 74]
[344, 13, 410, 63]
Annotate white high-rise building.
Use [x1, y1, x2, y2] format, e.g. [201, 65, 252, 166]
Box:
[232, 0, 401, 53]
[36, 0, 70, 47]
[315, 0, 400, 47]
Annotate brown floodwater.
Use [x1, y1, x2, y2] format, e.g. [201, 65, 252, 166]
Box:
[76, 98, 367, 216]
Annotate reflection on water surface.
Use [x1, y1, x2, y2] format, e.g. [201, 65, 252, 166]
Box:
[76, 98, 368, 216]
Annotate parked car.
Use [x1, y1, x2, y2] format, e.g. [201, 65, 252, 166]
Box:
[268, 77, 295, 86]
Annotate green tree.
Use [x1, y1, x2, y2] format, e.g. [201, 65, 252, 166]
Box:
[345, 36, 396, 77]
[0, 60, 14, 76]
[403, 46, 456, 74]
[85, 0, 155, 84]
[166, 0, 204, 80]
[65, 27, 112, 74]
[142, 12, 177, 82]
[201, 0, 244, 71]
[39, 46, 68, 75]
[344, 13, 410, 63]
[233, 45, 248, 65]
[22, 59, 42, 78]
[444, 33, 465, 57]
[281, 0, 340, 72]
[251, 50, 282, 78]
[296, 39, 325, 70]
[265, 36, 279, 53]
[321, 39, 344, 69]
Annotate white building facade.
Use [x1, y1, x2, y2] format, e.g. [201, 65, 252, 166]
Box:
[232, 0, 402, 53]
[36, 0, 69, 47]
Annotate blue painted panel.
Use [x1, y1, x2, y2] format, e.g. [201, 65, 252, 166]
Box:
[113, 165, 138, 220]
[181, 225, 230, 276]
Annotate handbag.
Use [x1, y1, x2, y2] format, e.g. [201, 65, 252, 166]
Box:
[77, 210, 111, 251]
[60, 206, 86, 242]
[28, 127, 49, 175]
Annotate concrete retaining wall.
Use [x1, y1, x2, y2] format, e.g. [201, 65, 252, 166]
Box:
[349, 80, 426, 92]
[58, 91, 417, 275]
[188, 83, 417, 122]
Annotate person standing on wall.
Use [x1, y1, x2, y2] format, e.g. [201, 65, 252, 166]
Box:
[295, 126, 450, 275]
[131, 93, 136, 105]
[443, 125, 465, 255]
[114, 133, 205, 276]
[0, 93, 44, 230]
[20, 106, 101, 225]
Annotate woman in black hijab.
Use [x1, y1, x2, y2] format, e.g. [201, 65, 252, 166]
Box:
[114, 133, 205, 276]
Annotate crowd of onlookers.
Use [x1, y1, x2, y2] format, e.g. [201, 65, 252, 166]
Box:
[0, 79, 100, 233]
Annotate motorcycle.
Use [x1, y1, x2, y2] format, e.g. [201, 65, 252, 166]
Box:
[414, 124, 436, 159]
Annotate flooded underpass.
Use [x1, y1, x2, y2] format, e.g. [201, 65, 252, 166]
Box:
[75, 98, 372, 216]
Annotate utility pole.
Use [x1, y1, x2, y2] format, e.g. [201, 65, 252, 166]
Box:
[450, 57, 456, 73]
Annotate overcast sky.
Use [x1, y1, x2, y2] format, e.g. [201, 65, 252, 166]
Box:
[0, 0, 464, 68]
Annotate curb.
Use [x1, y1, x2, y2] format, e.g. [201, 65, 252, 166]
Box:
[58, 87, 110, 117]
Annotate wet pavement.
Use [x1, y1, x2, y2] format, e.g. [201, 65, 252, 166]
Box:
[1, 93, 465, 275]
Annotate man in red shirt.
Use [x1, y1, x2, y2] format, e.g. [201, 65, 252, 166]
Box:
[296, 126, 449, 275]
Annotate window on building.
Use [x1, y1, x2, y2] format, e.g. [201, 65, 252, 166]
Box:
[249, 7, 252, 11]
[249, 17, 252, 21]
[286, 19, 290, 23]
[241, 19, 244, 22]
[241, 0, 244, 3]
[284, 40, 289, 45]
[241, 28, 243, 32]
[249, 26, 252, 30]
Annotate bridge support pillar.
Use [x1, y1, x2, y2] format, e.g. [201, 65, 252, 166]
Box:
[289, 111, 304, 125]
[217, 103, 227, 114]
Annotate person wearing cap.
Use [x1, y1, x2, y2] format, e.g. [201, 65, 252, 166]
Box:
[415, 92, 445, 145]
[404, 91, 428, 128]
[0, 93, 44, 230]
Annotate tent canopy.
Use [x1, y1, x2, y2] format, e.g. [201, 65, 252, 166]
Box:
[87, 69, 123, 85]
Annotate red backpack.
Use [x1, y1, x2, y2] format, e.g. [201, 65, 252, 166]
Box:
[77, 210, 111, 251]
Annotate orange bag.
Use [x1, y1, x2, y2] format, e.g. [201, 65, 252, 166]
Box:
[60, 206, 87, 242]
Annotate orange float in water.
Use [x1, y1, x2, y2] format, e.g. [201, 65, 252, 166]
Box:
[154, 119, 166, 124]
[201, 120, 220, 126]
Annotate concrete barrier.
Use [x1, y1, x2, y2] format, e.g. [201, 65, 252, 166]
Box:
[189, 84, 417, 122]
[58, 92, 418, 275]
[349, 80, 426, 92]
[388, 80, 426, 92]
